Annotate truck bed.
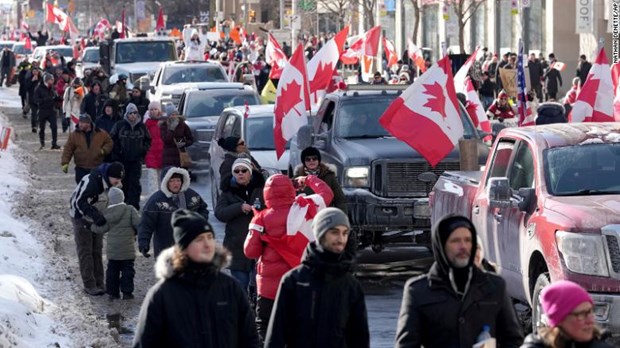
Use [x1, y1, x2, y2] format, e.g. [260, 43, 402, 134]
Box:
[430, 171, 483, 224]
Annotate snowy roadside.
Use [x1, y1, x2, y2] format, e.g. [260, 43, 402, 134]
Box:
[0, 88, 119, 347]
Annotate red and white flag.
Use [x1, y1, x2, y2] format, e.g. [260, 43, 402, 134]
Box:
[47, 5, 78, 35]
[407, 39, 427, 73]
[24, 36, 32, 50]
[119, 9, 126, 38]
[551, 61, 566, 71]
[274, 44, 311, 159]
[307, 26, 348, 104]
[453, 47, 479, 93]
[340, 25, 381, 63]
[155, 7, 165, 32]
[379, 55, 464, 167]
[383, 37, 398, 68]
[464, 78, 492, 141]
[93, 19, 111, 39]
[571, 47, 616, 123]
[265, 32, 288, 79]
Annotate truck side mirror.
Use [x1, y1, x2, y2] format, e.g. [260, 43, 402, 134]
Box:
[313, 133, 327, 150]
[488, 177, 511, 208]
[517, 187, 536, 212]
[296, 124, 313, 150]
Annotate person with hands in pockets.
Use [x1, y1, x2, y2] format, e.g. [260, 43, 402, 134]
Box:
[160, 105, 193, 169]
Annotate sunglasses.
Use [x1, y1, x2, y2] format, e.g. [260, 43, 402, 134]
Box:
[128, 111, 138, 115]
[305, 156, 319, 162]
[237, 141, 245, 146]
[233, 169, 249, 174]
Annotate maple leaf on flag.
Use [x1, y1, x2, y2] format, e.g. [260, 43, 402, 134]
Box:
[275, 80, 304, 119]
[422, 82, 446, 118]
[309, 61, 332, 94]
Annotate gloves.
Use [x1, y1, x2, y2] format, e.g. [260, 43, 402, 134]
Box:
[61, 164, 69, 173]
[93, 214, 107, 227]
[139, 246, 151, 258]
[176, 141, 186, 149]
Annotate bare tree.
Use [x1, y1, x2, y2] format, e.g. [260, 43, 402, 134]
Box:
[449, 0, 485, 54]
[410, 0, 422, 43]
[317, 0, 350, 29]
[357, 0, 376, 29]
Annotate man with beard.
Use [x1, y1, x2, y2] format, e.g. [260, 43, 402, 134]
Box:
[395, 214, 523, 348]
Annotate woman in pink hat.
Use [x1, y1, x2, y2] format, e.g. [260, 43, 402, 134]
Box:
[521, 280, 614, 347]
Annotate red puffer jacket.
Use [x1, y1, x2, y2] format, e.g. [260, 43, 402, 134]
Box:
[144, 117, 164, 169]
[244, 174, 333, 300]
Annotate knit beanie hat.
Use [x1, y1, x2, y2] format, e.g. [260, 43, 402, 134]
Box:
[79, 114, 93, 123]
[165, 103, 179, 117]
[124, 103, 139, 117]
[172, 209, 214, 250]
[107, 162, 125, 179]
[312, 208, 350, 246]
[541, 280, 593, 327]
[437, 215, 475, 251]
[301, 146, 321, 163]
[232, 158, 252, 174]
[108, 187, 125, 205]
[148, 100, 161, 111]
[218, 136, 241, 152]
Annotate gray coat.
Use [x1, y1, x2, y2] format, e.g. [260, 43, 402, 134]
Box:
[91, 203, 140, 260]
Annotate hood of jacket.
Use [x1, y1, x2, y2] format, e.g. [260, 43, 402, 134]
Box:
[263, 174, 295, 209]
[160, 167, 191, 197]
[431, 214, 478, 279]
[293, 162, 337, 177]
[104, 203, 129, 221]
[302, 241, 354, 276]
[155, 245, 231, 280]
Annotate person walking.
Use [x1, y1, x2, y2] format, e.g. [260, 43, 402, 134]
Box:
[521, 280, 613, 348]
[61, 114, 113, 183]
[544, 53, 563, 101]
[95, 99, 120, 135]
[576, 54, 592, 87]
[395, 214, 523, 348]
[133, 209, 259, 348]
[69, 161, 125, 296]
[138, 167, 209, 258]
[110, 103, 152, 209]
[62, 77, 85, 132]
[160, 107, 194, 169]
[144, 101, 164, 195]
[26, 67, 42, 133]
[528, 53, 544, 102]
[33, 72, 60, 150]
[128, 87, 150, 117]
[264, 208, 370, 348]
[17, 57, 31, 117]
[81, 81, 107, 122]
[215, 158, 265, 292]
[0, 47, 15, 87]
[90, 187, 140, 300]
[244, 174, 334, 343]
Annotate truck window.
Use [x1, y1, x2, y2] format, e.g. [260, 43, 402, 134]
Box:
[320, 101, 335, 133]
[116, 41, 176, 63]
[485, 140, 515, 186]
[337, 98, 395, 138]
[162, 66, 227, 84]
[508, 142, 534, 190]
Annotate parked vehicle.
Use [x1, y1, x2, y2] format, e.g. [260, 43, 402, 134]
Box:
[178, 83, 261, 172]
[290, 86, 489, 251]
[429, 123, 620, 333]
[12, 42, 36, 65]
[76, 46, 100, 78]
[144, 61, 228, 107]
[31, 45, 73, 68]
[208, 104, 289, 205]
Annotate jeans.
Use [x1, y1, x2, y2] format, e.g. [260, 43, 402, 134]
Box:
[29, 103, 38, 129]
[106, 259, 135, 297]
[72, 218, 104, 289]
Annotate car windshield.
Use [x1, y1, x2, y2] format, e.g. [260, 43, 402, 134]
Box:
[245, 116, 290, 150]
[0, 43, 13, 50]
[13, 45, 32, 54]
[82, 49, 99, 63]
[185, 92, 259, 117]
[544, 143, 620, 196]
[115, 41, 176, 63]
[51, 48, 74, 58]
[162, 66, 227, 85]
[336, 97, 477, 139]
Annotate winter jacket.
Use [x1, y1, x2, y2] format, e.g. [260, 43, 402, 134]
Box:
[144, 117, 164, 169]
[95, 100, 120, 134]
[528, 59, 544, 87]
[293, 163, 347, 213]
[577, 61, 592, 87]
[81, 84, 107, 120]
[244, 175, 334, 300]
[55, 78, 68, 109]
[220, 152, 262, 180]
[129, 94, 150, 117]
[63, 86, 84, 121]
[110, 83, 129, 105]
[133, 247, 259, 348]
[160, 117, 193, 168]
[265, 242, 369, 348]
[110, 116, 151, 163]
[69, 163, 116, 221]
[215, 171, 265, 272]
[26, 75, 42, 105]
[138, 168, 209, 257]
[395, 214, 523, 348]
[91, 203, 140, 260]
[33, 82, 57, 117]
[520, 332, 615, 348]
[544, 67, 563, 95]
[61, 127, 113, 169]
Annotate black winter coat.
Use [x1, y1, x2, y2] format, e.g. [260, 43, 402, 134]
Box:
[133, 248, 259, 348]
[138, 168, 209, 257]
[544, 68, 563, 95]
[520, 333, 615, 348]
[34, 82, 57, 117]
[129, 94, 150, 117]
[81, 90, 107, 120]
[110, 119, 152, 163]
[265, 242, 370, 348]
[26, 75, 41, 105]
[69, 163, 113, 221]
[215, 171, 265, 272]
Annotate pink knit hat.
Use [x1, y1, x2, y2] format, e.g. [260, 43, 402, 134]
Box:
[541, 280, 593, 327]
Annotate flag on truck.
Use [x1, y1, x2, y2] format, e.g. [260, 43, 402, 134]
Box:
[307, 26, 348, 104]
[571, 47, 616, 122]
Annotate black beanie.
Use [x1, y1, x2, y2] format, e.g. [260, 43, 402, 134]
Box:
[107, 162, 125, 179]
[437, 215, 475, 250]
[301, 146, 321, 163]
[218, 136, 241, 152]
[172, 209, 214, 250]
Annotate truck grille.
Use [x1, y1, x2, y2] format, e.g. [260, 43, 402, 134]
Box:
[605, 234, 620, 273]
[171, 94, 182, 107]
[374, 160, 460, 198]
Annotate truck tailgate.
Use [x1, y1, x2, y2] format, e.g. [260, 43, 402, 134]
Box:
[430, 171, 482, 224]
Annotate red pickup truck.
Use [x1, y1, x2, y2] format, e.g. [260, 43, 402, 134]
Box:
[430, 123, 620, 333]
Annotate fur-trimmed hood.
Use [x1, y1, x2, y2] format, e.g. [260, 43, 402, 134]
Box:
[160, 167, 191, 198]
[154, 246, 232, 280]
[293, 162, 337, 177]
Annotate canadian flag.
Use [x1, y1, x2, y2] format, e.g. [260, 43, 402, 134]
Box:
[119, 9, 126, 38]
[307, 26, 348, 104]
[265, 33, 288, 79]
[610, 62, 620, 118]
[93, 19, 111, 40]
[407, 39, 427, 73]
[571, 47, 616, 123]
[379, 55, 464, 167]
[24, 36, 32, 50]
[453, 47, 479, 94]
[274, 44, 311, 159]
[340, 25, 381, 63]
[465, 78, 492, 141]
[383, 37, 398, 68]
[155, 7, 165, 32]
[47, 4, 78, 34]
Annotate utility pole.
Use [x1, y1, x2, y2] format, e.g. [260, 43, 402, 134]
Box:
[291, 0, 297, 48]
[279, 0, 284, 29]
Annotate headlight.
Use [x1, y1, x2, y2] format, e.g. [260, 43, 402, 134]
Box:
[345, 166, 369, 187]
[556, 231, 609, 276]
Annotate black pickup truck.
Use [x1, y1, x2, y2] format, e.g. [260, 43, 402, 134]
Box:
[289, 86, 490, 251]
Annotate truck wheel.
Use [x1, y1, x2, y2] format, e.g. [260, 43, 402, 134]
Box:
[531, 272, 550, 333]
